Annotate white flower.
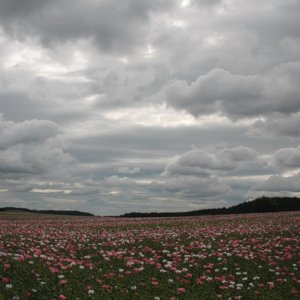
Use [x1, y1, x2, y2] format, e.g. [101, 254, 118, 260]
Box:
[236, 283, 243, 290]
[6, 284, 13, 289]
[88, 289, 94, 295]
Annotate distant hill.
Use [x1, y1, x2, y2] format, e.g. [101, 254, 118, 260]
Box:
[0, 207, 94, 216]
[120, 196, 300, 218]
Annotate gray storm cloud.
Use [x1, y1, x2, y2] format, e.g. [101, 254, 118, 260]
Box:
[273, 146, 300, 169]
[254, 173, 300, 193]
[0, 0, 175, 53]
[165, 146, 263, 177]
[0, 117, 59, 149]
[0, 118, 73, 176]
[165, 64, 300, 120]
[164, 175, 230, 198]
[252, 113, 300, 138]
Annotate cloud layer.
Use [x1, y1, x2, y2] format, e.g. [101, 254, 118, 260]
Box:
[0, 0, 300, 214]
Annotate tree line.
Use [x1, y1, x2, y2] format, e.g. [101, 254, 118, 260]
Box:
[0, 207, 94, 216]
[120, 196, 300, 218]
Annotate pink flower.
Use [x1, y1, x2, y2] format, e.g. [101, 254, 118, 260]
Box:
[25, 291, 32, 298]
[16, 256, 25, 262]
[196, 278, 204, 285]
[102, 285, 110, 289]
[59, 294, 67, 300]
[268, 282, 275, 290]
[177, 288, 186, 294]
[2, 277, 9, 283]
[49, 267, 59, 273]
[151, 280, 159, 287]
[3, 263, 11, 271]
[59, 279, 67, 285]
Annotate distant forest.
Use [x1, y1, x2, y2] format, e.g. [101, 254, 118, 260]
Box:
[120, 196, 300, 218]
[0, 207, 94, 216]
[1, 196, 300, 218]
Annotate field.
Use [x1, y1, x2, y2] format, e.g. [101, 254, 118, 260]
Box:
[0, 212, 299, 299]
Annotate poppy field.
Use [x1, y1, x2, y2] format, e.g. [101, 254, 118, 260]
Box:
[0, 212, 299, 299]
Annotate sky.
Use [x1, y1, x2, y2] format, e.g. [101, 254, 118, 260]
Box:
[0, 0, 300, 215]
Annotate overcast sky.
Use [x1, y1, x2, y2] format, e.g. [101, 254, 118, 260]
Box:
[1, 0, 300, 215]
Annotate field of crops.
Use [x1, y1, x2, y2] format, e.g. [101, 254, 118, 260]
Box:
[0, 212, 299, 299]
